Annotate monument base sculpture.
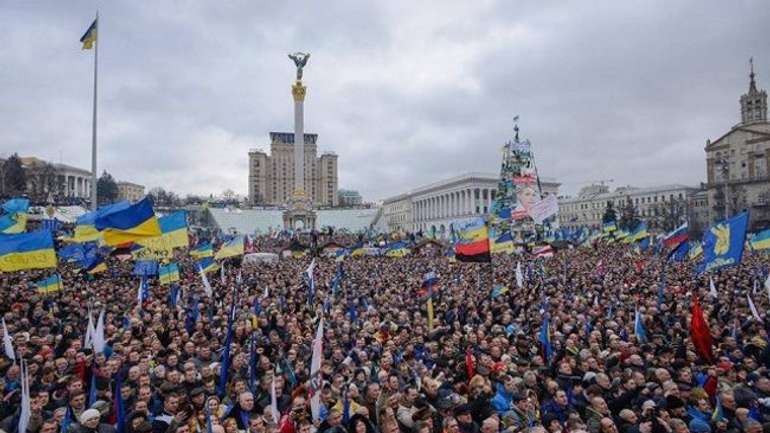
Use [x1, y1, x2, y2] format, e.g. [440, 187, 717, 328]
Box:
[283, 190, 316, 230]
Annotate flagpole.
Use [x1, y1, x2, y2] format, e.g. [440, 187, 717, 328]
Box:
[90, 10, 99, 211]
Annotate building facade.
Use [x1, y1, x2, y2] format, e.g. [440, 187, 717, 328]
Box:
[338, 189, 363, 207]
[248, 132, 338, 208]
[382, 172, 560, 235]
[558, 184, 701, 231]
[0, 156, 93, 203]
[704, 62, 770, 230]
[117, 181, 145, 202]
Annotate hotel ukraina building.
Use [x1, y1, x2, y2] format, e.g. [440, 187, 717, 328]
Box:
[382, 172, 560, 235]
[248, 132, 338, 208]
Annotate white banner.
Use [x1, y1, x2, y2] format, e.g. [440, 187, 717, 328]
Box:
[527, 194, 559, 224]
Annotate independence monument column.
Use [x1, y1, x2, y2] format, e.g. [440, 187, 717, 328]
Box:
[283, 52, 316, 231]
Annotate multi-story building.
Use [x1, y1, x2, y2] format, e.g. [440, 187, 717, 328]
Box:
[117, 181, 145, 203]
[558, 184, 701, 231]
[248, 132, 338, 208]
[704, 62, 770, 230]
[382, 172, 560, 236]
[338, 189, 363, 207]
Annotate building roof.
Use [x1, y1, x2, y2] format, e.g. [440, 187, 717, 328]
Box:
[560, 184, 700, 203]
[19, 156, 92, 176]
[269, 132, 318, 144]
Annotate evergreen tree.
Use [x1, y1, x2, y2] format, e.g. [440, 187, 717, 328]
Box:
[2, 153, 27, 197]
[618, 197, 640, 230]
[97, 171, 119, 205]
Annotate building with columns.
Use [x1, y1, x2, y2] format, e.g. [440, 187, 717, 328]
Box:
[248, 132, 338, 208]
[382, 172, 560, 235]
[704, 60, 770, 230]
[0, 156, 93, 203]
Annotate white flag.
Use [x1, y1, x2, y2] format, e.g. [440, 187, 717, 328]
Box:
[236, 271, 243, 285]
[270, 375, 280, 424]
[765, 273, 770, 291]
[200, 266, 213, 298]
[2, 319, 15, 361]
[515, 262, 523, 289]
[18, 360, 30, 433]
[221, 264, 226, 285]
[84, 312, 95, 350]
[748, 293, 763, 322]
[309, 317, 324, 422]
[263, 287, 269, 299]
[93, 310, 106, 354]
[709, 277, 718, 299]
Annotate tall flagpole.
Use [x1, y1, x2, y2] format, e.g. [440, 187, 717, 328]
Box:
[90, 11, 99, 211]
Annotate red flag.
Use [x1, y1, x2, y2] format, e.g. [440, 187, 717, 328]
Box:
[465, 348, 475, 379]
[690, 296, 714, 362]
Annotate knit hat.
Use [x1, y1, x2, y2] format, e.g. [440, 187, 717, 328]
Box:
[80, 408, 101, 423]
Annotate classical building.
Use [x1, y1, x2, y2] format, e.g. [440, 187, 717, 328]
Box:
[248, 133, 338, 208]
[382, 172, 560, 235]
[0, 156, 93, 203]
[117, 181, 145, 202]
[704, 61, 770, 230]
[558, 184, 701, 231]
[338, 189, 363, 207]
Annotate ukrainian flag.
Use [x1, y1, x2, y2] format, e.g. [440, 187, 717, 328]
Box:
[71, 201, 131, 243]
[80, 18, 97, 50]
[384, 241, 410, 258]
[689, 241, 703, 259]
[0, 230, 57, 272]
[625, 223, 648, 243]
[197, 257, 219, 274]
[86, 259, 108, 274]
[0, 212, 28, 234]
[190, 242, 213, 259]
[602, 221, 617, 233]
[95, 197, 162, 246]
[2, 198, 29, 214]
[36, 274, 63, 295]
[491, 231, 514, 254]
[215, 236, 245, 260]
[136, 211, 189, 254]
[750, 229, 770, 251]
[159, 262, 180, 285]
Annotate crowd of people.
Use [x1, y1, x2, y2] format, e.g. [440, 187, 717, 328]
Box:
[1, 235, 769, 433]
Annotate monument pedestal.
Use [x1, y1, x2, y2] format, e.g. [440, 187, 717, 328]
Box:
[283, 191, 316, 231]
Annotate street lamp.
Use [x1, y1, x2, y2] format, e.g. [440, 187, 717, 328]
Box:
[714, 158, 730, 219]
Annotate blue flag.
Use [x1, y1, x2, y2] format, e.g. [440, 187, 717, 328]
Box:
[539, 316, 552, 362]
[634, 308, 648, 343]
[700, 212, 749, 273]
[217, 292, 236, 397]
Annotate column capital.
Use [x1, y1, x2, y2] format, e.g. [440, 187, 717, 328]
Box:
[292, 81, 306, 102]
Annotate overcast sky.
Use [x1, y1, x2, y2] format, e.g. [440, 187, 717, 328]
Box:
[1, 1, 768, 201]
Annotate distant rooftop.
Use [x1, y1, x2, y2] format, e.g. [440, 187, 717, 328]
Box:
[208, 207, 380, 233]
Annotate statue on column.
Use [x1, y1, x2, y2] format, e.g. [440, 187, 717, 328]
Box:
[288, 52, 310, 81]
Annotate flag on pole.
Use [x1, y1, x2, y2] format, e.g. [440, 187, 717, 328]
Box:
[304, 259, 316, 304]
[199, 263, 213, 297]
[84, 312, 95, 349]
[93, 310, 105, 353]
[539, 316, 552, 362]
[217, 292, 236, 397]
[309, 318, 324, 422]
[80, 18, 98, 49]
[748, 293, 763, 322]
[709, 277, 718, 299]
[634, 308, 648, 343]
[18, 360, 30, 433]
[94, 197, 162, 246]
[515, 262, 523, 289]
[2, 319, 14, 361]
[700, 212, 749, 273]
[690, 296, 713, 362]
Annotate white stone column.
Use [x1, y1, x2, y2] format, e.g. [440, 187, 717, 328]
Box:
[292, 81, 306, 197]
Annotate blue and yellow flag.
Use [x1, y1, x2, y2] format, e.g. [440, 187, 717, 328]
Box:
[0, 230, 57, 272]
[384, 241, 409, 258]
[0, 212, 28, 234]
[750, 229, 770, 251]
[197, 257, 219, 274]
[135, 211, 189, 256]
[36, 274, 63, 295]
[80, 18, 97, 50]
[625, 223, 648, 243]
[602, 221, 617, 233]
[491, 231, 514, 255]
[71, 201, 131, 243]
[214, 236, 245, 260]
[95, 197, 162, 246]
[2, 198, 29, 214]
[190, 242, 213, 259]
[700, 212, 749, 273]
[159, 262, 181, 285]
[689, 241, 703, 260]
